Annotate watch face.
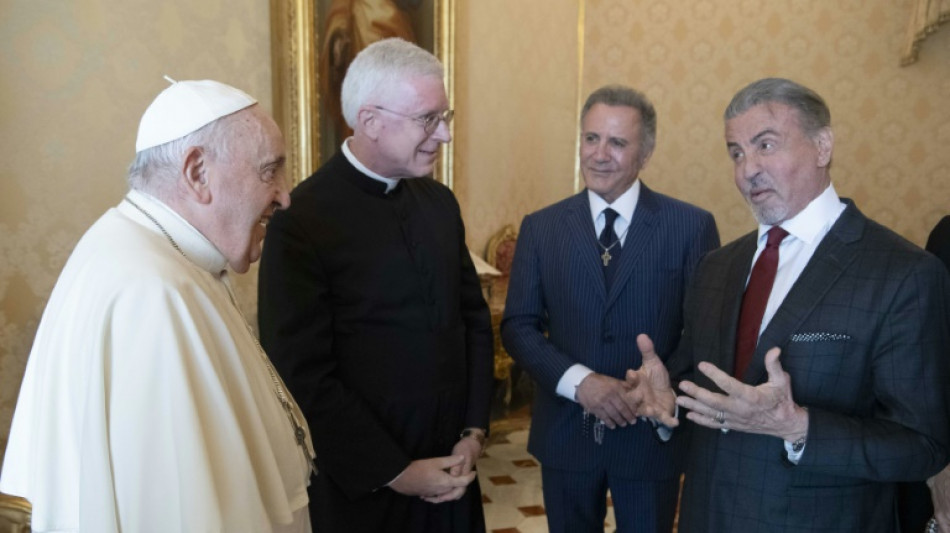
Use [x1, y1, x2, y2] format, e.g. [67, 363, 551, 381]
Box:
[461, 429, 486, 445]
[792, 438, 806, 453]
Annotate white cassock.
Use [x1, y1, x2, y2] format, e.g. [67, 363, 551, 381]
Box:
[1, 190, 313, 533]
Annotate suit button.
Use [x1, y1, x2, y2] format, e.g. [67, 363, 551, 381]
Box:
[603, 332, 614, 343]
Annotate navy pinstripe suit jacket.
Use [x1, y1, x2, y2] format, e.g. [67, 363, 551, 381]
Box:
[668, 200, 950, 532]
[501, 184, 719, 479]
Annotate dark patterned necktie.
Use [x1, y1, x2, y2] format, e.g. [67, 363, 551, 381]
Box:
[600, 208, 621, 290]
[734, 226, 789, 378]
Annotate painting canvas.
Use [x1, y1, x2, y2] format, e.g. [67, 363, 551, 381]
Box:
[271, 0, 453, 187]
[315, 0, 436, 162]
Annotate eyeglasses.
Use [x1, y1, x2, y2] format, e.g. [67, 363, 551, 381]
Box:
[372, 105, 454, 134]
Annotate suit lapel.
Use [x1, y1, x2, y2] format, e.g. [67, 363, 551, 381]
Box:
[606, 184, 658, 307]
[565, 191, 607, 301]
[743, 201, 865, 383]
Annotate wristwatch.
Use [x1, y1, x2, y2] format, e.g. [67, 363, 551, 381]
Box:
[460, 428, 487, 447]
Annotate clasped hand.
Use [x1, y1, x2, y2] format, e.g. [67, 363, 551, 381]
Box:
[575, 334, 679, 429]
[389, 436, 483, 504]
[929, 465, 950, 532]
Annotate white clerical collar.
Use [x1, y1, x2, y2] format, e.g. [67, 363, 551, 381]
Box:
[341, 137, 400, 193]
[760, 183, 846, 246]
[119, 189, 229, 276]
[587, 180, 640, 224]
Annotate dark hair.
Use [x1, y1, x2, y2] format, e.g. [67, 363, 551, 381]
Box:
[724, 78, 830, 136]
[581, 84, 657, 155]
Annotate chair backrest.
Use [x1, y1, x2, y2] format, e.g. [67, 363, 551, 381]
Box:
[485, 225, 518, 308]
[0, 493, 31, 533]
[486, 224, 518, 276]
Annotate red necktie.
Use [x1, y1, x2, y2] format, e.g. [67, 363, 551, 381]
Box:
[734, 226, 789, 378]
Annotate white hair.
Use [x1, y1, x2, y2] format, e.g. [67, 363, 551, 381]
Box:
[126, 108, 247, 194]
[340, 37, 444, 128]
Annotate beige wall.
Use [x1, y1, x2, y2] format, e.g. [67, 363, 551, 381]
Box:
[0, 0, 272, 465]
[454, 0, 581, 252]
[455, 0, 950, 251]
[580, 0, 950, 245]
[2, 0, 949, 470]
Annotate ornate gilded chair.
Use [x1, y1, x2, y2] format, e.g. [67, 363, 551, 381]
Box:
[0, 493, 30, 533]
[485, 224, 518, 310]
[484, 225, 521, 418]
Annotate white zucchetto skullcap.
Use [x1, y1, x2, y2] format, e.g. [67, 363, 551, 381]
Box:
[135, 76, 257, 152]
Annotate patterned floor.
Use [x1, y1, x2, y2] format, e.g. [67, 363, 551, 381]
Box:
[479, 417, 617, 532]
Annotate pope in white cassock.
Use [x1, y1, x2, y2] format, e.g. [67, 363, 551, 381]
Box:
[0, 78, 316, 532]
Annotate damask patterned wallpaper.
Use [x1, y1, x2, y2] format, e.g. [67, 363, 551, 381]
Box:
[456, 0, 950, 251]
[454, 0, 581, 253]
[1, 0, 948, 474]
[583, 0, 950, 245]
[0, 0, 272, 466]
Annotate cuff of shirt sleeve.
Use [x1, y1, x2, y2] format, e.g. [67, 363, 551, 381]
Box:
[385, 470, 404, 490]
[557, 364, 594, 401]
[654, 402, 679, 442]
[784, 439, 805, 464]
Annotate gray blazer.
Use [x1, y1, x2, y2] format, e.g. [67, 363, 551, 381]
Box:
[669, 200, 950, 532]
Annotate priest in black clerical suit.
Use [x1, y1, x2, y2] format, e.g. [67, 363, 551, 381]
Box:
[258, 38, 493, 532]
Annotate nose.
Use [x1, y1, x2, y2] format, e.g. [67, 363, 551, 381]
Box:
[275, 178, 291, 210]
[592, 141, 609, 161]
[431, 117, 452, 143]
[738, 151, 761, 181]
[277, 189, 291, 210]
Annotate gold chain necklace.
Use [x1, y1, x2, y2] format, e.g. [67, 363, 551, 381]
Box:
[596, 223, 630, 267]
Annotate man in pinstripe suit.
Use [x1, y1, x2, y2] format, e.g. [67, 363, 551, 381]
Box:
[501, 85, 720, 533]
[632, 78, 950, 532]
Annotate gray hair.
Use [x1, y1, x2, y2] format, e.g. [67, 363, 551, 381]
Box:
[724, 78, 831, 136]
[340, 37, 444, 128]
[581, 85, 657, 155]
[127, 110, 246, 193]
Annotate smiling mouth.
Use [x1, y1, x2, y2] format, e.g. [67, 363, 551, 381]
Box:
[749, 189, 774, 202]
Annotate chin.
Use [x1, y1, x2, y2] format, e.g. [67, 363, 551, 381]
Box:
[230, 261, 251, 274]
[410, 165, 436, 178]
[229, 250, 257, 274]
[751, 205, 788, 226]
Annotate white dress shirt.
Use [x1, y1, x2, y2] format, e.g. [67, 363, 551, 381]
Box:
[752, 183, 846, 337]
[751, 184, 846, 462]
[556, 181, 641, 400]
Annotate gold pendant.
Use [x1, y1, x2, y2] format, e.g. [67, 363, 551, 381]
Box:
[601, 249, 612, 267]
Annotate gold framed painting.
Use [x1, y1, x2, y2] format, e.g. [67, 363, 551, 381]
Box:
[270, 0, 456, 188]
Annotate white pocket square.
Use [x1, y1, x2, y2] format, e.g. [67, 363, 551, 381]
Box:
[789, 332, 851, 342]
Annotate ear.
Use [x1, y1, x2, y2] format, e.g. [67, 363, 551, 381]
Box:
[357, 107, 381, 141]
[181, 146, 213, 204]
[815, 127, 834, 168]
[639, 146, 655, 170]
